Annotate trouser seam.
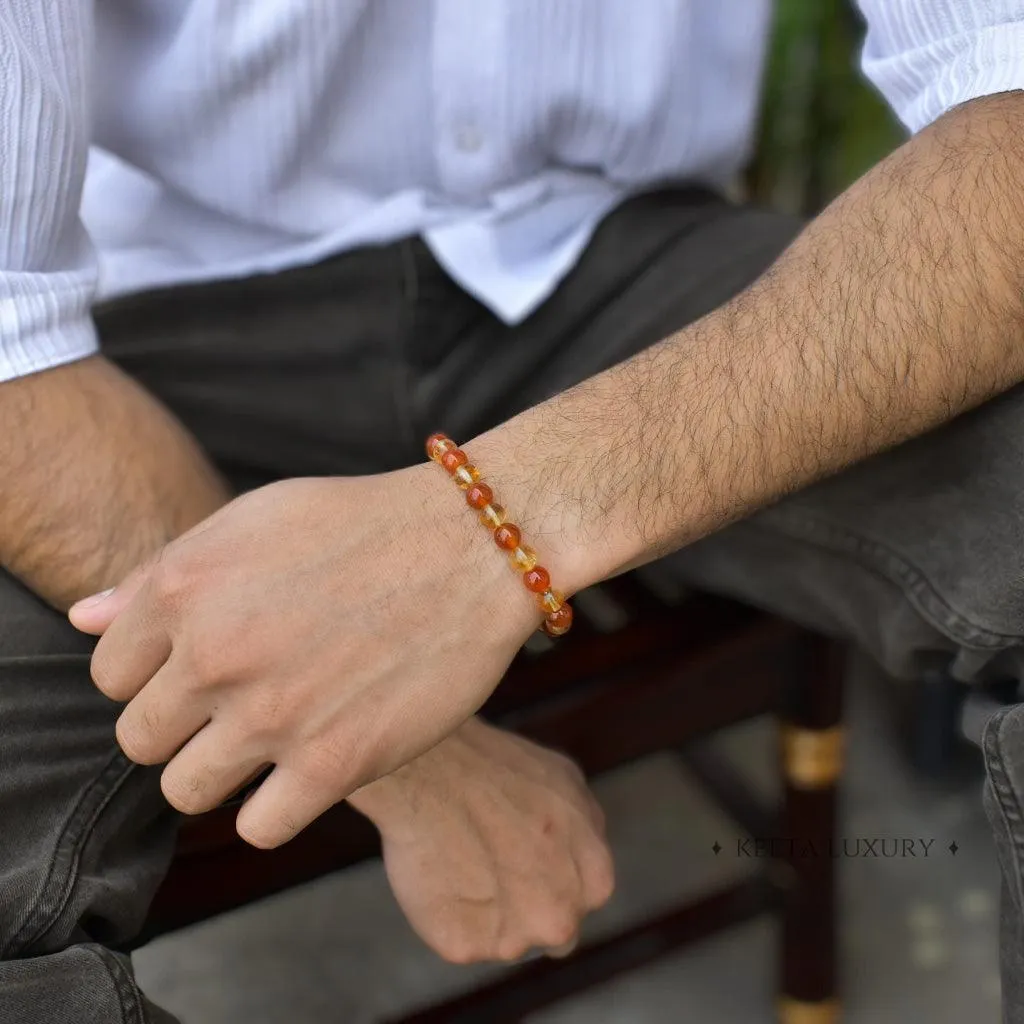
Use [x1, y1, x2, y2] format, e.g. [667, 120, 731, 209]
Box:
[5, 750, 137, 957]
[755, 510, 1024, 649]
[984, 709, 1024, 915]
[84, 943, 147, 1024]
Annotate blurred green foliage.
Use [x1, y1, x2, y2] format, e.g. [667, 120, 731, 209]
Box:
[748, 0, 907, 215]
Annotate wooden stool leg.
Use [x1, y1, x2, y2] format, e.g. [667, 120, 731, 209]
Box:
[777, 634, 845, 1024]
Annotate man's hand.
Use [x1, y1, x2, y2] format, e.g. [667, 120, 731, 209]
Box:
[350, 718, 615, 963]
[67, 95, 1024, 863]
[70, 471, 540, 850]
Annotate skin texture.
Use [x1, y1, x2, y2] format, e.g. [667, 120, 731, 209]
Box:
[349, 718, 614, 963]
[67, 91, 1024, 946]
[0, 355, 230, 610]
[0, 356, 613, 964]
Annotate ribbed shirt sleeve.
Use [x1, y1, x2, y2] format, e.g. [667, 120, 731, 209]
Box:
[0, 1, 99, 382]
[858, 0, 1024, 133]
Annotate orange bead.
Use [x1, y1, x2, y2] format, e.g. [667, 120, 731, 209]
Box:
[524, 567, 551, 593]
[426, 433, 454, 461]
[466, 483, 493, 510]
[509, 545, 538, 572]
[479, 503, 506, 529]
[544, 604, 574, 637]
[454, 464, 481, 489]
[538, 589, 565, 614]
[441, 448, 468, 474]
[494, 523, 521, 551]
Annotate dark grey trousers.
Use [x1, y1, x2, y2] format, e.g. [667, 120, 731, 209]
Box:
[3, 189, 1024, 1021]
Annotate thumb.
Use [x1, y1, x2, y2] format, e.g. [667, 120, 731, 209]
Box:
[67, 560, 155, 634]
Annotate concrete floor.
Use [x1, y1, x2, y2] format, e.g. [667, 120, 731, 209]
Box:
[134, 658, 1002, 1023]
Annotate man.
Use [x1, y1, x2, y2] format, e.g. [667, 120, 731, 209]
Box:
[3, 0, 1024, 1020]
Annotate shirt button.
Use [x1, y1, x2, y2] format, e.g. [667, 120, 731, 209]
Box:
[454, 124, 483, 153]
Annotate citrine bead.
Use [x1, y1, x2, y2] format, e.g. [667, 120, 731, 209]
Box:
[426, 433, 454, 461]
[466, 483, 493, 510]
[454, 464, 481, 489]
[509, 545, 538, 572]
[538, 589, 565, 614]
[544, 604, 574, 636]
[523, 567, 551, 593]
[425, 432, 568, 635]
[494, 523, 521, 551]
[479, 503, 506, 529]
[441, 448, 468, 474]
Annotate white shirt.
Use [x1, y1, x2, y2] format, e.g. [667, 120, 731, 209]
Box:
[0, 1, 1021, 383]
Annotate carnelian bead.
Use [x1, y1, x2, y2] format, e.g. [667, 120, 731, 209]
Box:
[523, 567, 551, 593]
[426, 433, 454, 461]
[466, 483, 493, 510]
[454, 464, 481, 489]
[538, 589, 565, 614]
[509, 545, 538, 572]
[441, 448, 468, 474]
[494, 523, 521, 551]
[479, 503, 506, 529]
[544, 604, 574, 637]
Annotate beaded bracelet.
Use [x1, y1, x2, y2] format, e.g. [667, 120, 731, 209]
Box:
[426, 433, 574, 637]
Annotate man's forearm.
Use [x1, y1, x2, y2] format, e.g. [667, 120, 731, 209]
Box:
[1, 354, 230, 609]
[466, 92, 1024, 592]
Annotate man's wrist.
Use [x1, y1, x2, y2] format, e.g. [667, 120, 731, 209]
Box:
[462, 413, 640, 597]
[347, 762, 417, 831]
[408, 453, 561, 637]
[347, 721, 464, 837]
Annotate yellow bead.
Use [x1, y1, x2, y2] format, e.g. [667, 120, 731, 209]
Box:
[454, 465, 481, 489]
[479, 503, 506, 529]
[538, 589, 565, 614]
[509, 545, 538, 572]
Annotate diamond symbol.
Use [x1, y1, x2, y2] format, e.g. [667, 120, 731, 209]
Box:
[949, 841, 959, 856]
[712, 842, 723, 855]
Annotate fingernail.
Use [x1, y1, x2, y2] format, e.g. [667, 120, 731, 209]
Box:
[71, 587, 116, 612]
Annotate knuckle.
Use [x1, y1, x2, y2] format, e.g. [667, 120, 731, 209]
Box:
[239, 691, 286, 739]
[140, 704, 161, 735]
[280, 809, 302, 837]
[587, 851, 617, 907]
[436, 939, 479, 966]
[161, 770, 210, 815]
[260, 808, 302, 846]
[236, 824, 274, 850]
[150, 557, 193, 607]
[495, 936, 531, 962]
[90, 649, 126, 701]
[180, 632, 229, 688]
[115, 715, 161, 765]
[301, 737, 356, 788]
[538, 914, 579, 949]
[235, 809, 300, 850]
